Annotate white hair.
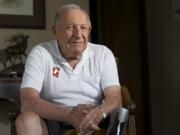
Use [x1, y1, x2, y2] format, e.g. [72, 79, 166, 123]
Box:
[53, 4, 91, 27]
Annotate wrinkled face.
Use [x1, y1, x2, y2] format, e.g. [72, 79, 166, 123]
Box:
[53, 9, 91, 59]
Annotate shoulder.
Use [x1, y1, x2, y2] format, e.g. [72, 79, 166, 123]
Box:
[88, 42, 114, 58]
[29, 40, 57, 57]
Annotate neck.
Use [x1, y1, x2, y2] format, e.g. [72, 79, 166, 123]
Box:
[67, 57, 80, 69]
[58, 43, 82, 68]
[58, 43, 82, 62]
[66, 55, 81, 61]
[60, 49, 81, 68]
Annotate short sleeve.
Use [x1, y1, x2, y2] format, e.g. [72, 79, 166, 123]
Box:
[100, 47, 120, 90]
[20, 46, 45, 92]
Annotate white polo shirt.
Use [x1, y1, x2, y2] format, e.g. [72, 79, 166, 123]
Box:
[21, 40, 120, 107]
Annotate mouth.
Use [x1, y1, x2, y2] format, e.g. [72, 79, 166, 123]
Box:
[70, 41, 83, 45]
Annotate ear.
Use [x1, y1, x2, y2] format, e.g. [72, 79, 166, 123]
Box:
[52, 25, 59, 39]
[52, 25, 56, 35]
[88, 26, 92, 34]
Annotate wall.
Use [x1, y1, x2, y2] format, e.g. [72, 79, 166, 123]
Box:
[146, 0, 180, 135]
[0, 0, 89, 134]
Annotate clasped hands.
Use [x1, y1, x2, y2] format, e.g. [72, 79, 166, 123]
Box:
[68, 104, 104, 135]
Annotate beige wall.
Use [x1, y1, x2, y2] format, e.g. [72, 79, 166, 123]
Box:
[0, 0, 89, 134]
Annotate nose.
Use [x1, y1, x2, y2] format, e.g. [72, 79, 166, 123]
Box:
[73, 27, 81, 38]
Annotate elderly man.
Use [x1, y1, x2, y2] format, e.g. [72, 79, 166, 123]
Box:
[15, 4, 122, 135]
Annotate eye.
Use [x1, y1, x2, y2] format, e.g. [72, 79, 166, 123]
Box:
[80, 25, 89, 31]
[65, 25, 73, 31]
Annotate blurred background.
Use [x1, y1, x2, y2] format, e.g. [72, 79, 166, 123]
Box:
[0, 0, 180, 135]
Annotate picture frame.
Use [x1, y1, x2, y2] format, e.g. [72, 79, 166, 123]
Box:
[0, 0, 45, 29]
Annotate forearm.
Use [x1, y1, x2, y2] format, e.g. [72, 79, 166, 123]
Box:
[20, 89, 71, 123]
[100, 86, 122, 114]
[100, 96, 121, 114]
[23, 98, 70, 122]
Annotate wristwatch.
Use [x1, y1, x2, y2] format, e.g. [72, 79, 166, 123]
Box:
[99, 106, 107, 119]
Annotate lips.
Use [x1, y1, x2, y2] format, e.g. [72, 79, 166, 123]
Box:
[71, 41, 83, 43]
[70, 41, 83, 45]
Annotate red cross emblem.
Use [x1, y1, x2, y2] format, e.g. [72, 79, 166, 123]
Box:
[52, 67, 60, 77]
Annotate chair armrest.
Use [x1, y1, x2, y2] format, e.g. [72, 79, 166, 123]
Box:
[121, 86, 136, 135]
[8, 109, 19, 121]
[8, 108, 20, 135]
[121, 86, 136, 114]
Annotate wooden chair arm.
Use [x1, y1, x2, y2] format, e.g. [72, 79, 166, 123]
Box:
[8, 108, 19, 135]
[121, 86, 136, 113]
[127, 102, 136, 115]
[121, 85, 136, 135]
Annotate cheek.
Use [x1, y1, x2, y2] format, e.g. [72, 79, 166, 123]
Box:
[57, 29, 71, 37]
[58, 32, 71, 42]
[65, 33, 73, 42]
[83, 33, 89, 40]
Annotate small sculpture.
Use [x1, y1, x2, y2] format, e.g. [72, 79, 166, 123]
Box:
[0, 32, 29, 77]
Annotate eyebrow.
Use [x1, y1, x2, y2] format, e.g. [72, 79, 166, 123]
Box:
[65, 23, 89, 26]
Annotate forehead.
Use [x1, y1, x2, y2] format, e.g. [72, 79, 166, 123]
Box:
[59, 9, 89, 25]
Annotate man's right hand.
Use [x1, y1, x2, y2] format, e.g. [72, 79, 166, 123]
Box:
[67, 104, 95, 132]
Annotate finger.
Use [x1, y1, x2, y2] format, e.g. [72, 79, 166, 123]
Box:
[78, 129, 94, 135]
[86, 130, 95, 135]
[82, 105, 95, 114]
[80, 114, 96, 130]
[91, 124, 100, 131]
[77, 132, 83, 135]
[82, 109, 89, 114]
[77, 130, 88, 135]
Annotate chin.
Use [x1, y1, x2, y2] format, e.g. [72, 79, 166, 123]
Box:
[73, 46, 85, 52]
[73, 50, 83, 56]
[71, 49, 83, 57]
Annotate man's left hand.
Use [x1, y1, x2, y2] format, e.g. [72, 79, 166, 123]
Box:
[78, 107, 104, 134]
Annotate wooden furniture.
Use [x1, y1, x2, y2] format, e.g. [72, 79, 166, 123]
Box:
[0, 79, 21, 135]
[0, 79, 136, 135]
[121, 86, 136, 135]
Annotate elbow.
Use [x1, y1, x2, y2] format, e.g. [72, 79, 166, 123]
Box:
[117, 94, 122, 107]
[20, 101, 30, 112]
[118, 97, 122, 107]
